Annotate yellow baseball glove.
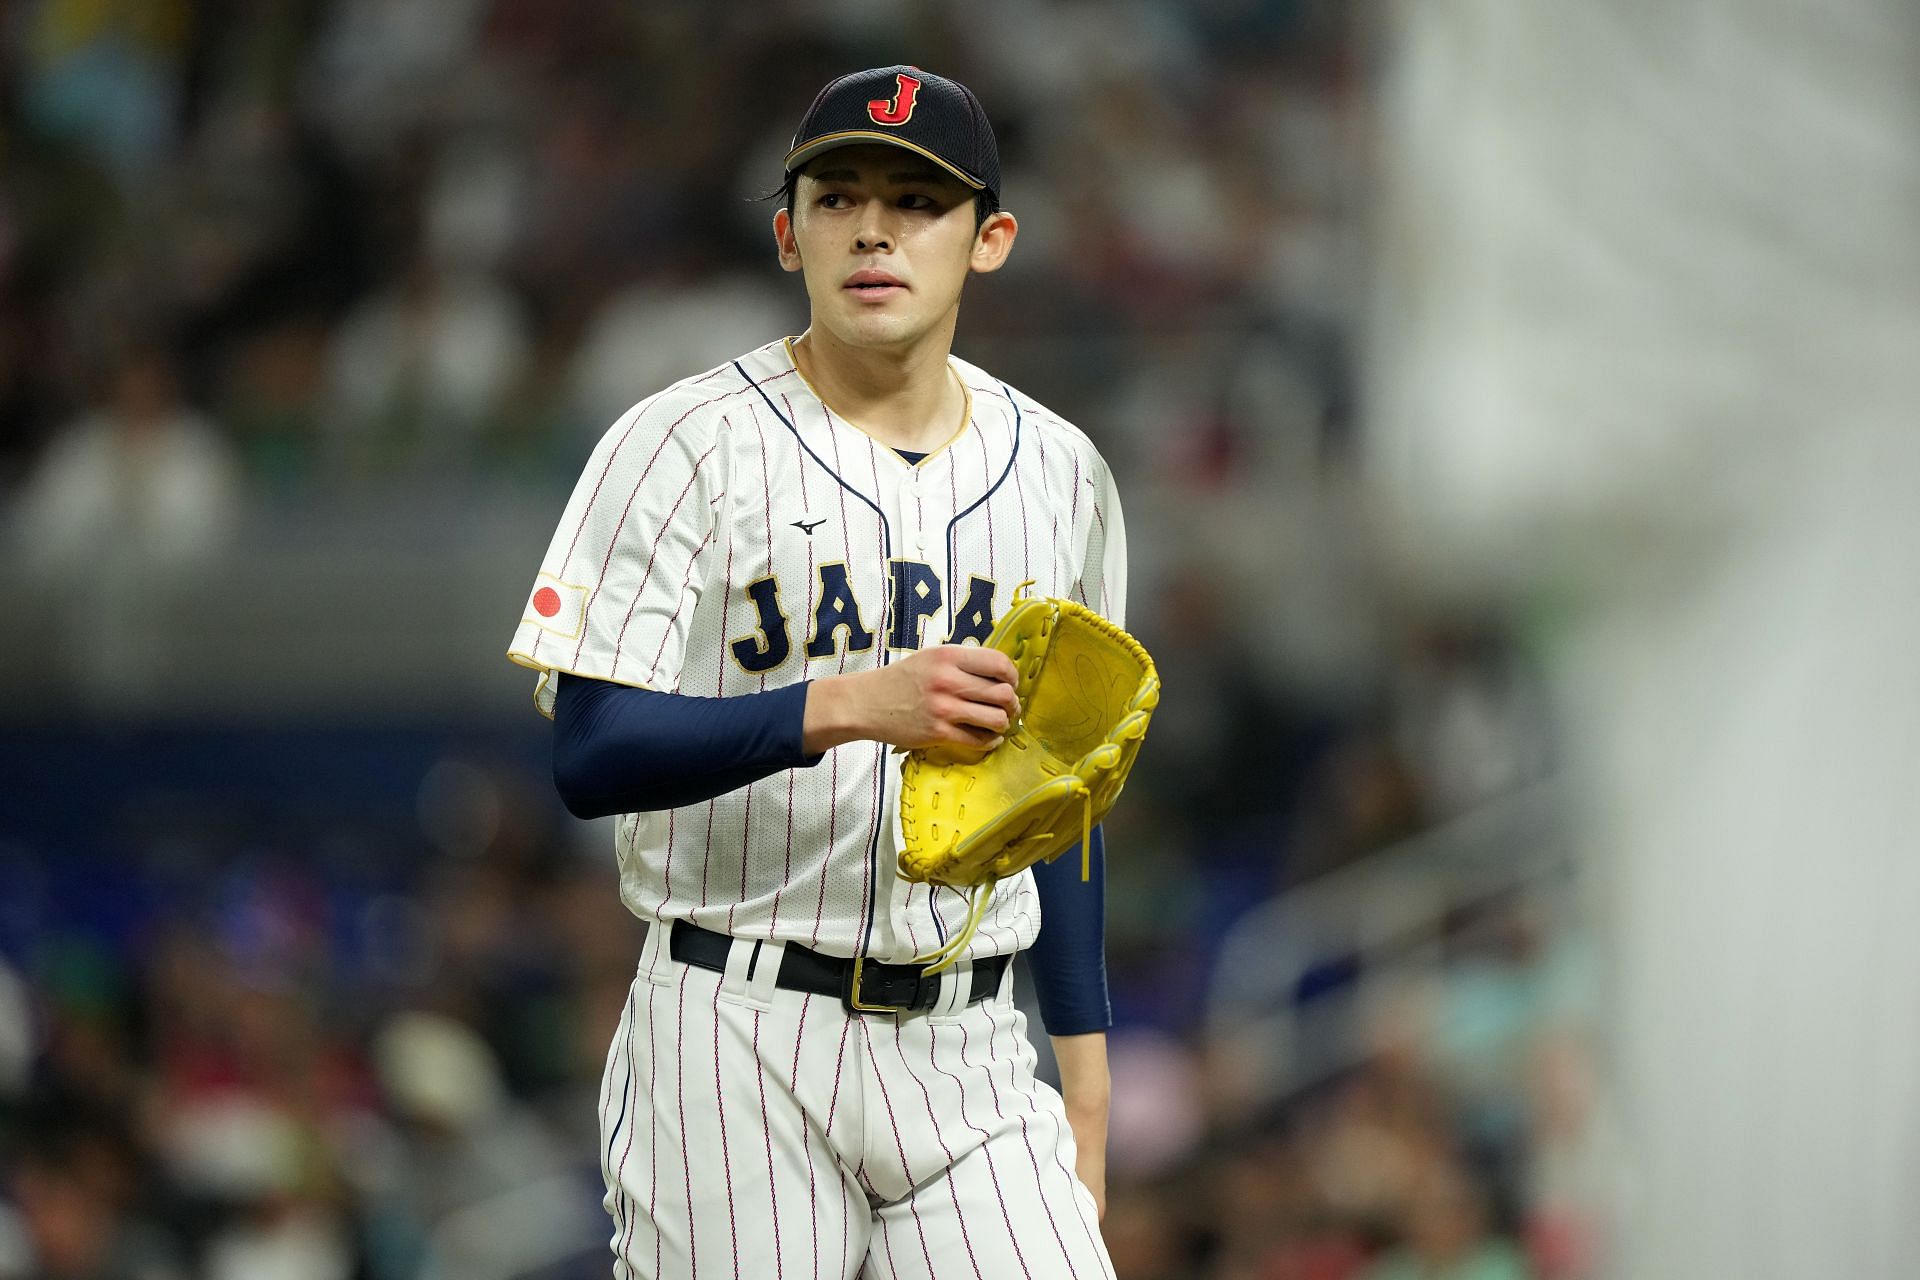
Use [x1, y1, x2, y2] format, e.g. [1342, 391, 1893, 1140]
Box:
[898, 590, 1159, 973]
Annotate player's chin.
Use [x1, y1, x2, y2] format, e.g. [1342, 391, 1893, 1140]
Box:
[827, 309, 927, 350]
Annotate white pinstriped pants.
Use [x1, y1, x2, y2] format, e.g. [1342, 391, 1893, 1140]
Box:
[597, 923, 1114, 1280]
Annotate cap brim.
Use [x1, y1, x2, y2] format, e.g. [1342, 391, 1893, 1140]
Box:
[784, 132, 987, 190]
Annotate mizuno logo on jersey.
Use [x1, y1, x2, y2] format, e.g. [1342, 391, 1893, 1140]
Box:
[729, 561, 1000, 673]
[791, 517, 828, 535]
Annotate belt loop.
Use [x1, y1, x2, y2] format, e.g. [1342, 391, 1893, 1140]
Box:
[934, 958, 974, 1017]
[746, 939, 786, 1005]
[720, 936, 756, 999]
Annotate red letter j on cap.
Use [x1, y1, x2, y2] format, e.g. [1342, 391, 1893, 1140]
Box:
[867, 73, 922, 126]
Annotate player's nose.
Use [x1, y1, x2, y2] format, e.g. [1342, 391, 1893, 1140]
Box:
[852, 206, 893, 252]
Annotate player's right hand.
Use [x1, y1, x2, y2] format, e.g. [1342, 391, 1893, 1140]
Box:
[804, 645, 1020, 757]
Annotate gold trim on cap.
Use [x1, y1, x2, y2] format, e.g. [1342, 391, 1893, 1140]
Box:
[784, 131, 988, 190]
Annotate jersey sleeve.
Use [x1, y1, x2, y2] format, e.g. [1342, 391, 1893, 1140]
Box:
[508, 396, 725, 717]
[1073, 452, 1129, 628]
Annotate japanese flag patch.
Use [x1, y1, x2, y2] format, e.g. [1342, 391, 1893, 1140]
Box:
[523, 574, 588, 639]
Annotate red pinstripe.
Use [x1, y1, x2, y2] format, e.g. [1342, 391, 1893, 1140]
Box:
[866, 438, 892, 645]
[861, 435, 891, 955]
[605, 987, 637, 1267]
[645, 523, 717, 685]
[971, 1005, 1079, 1279]
[752, 1011, 784, 1280]
[607, 442, 718, 673]
[789, 997, 822, 1280]
[815, 750, 839, 951]
[976, 428, 995, 581]
[824, 1013, 853, 1163]
[1036, 420, 1061, 597]
[613, 999, 642, 1263]
[701, 798, 719, 909]
[1013, 426, 1032, 584]
[1068, 451, 1089, 608]
[943, 402, 1007, 957]
[890, 1022, 986, 1280]
[1090, 500, 1109, 614]
[1030, 1092, 1112, 1280]
[861, 1033, 941, 1280]
[729, 411, 776, 934]
[729, 781, 753, 936]
[646, 979, 663, 1278]
[700, 511, 736, 909]
[1011, 1010, 1113, 1280]
[711, 982, 741, 1278]
[663, 808, 678, 900]
[675, 977, 700, 1275]
[559, 371, 794, 569]
[582, 441, 718, 669]
[598, 986, 626, 1146]
[931, 451, 967, 946]
[563, 396, 704, 572]
[929, 1022, 1033, 1280]
[810, 400, 858, 948]
[827, 1009, 857, 1280]
[878, 1211, 906, 1280]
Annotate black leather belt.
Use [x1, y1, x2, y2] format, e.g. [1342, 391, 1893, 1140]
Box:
[669, 921, 1009, 1015]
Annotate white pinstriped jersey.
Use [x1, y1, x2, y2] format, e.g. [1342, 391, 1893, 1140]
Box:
[508, 337, 1127, 965]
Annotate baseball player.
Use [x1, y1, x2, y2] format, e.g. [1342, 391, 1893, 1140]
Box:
[508, 67, 1123, 1278]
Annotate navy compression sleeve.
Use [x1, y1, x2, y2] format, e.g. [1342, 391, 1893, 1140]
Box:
[551, 673, 823, 818]
[1025, 825, 1112, 1036]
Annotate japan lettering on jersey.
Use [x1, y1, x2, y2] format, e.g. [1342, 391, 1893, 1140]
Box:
[508, 338, 1128, 964]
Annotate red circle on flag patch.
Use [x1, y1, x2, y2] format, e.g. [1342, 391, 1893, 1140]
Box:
[532, 587, 562, 617]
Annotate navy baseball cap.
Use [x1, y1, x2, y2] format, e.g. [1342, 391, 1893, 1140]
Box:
[785, 66, 1001, 202]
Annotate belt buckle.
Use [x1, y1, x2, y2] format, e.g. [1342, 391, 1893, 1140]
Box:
[843, 956, 913, 1015]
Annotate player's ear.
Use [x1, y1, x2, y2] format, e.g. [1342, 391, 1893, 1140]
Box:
[773, 207, 803, 273]
[969, 211, 1017, 275]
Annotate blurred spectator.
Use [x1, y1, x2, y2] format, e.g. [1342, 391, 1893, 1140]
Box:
[324, 253, 530, 477]
[1363, 1159, 1529, 1280]
[14, 346, 237, 579]
[213, 318, 331, 493]
[350, 1011, 601, 1279]
[567, 246, 803, 435]
[5, 1111, 187, 1280]
[16, 0, 191, 184]
[11, 345, 238, 706]
[1391, 623, 1552, 821]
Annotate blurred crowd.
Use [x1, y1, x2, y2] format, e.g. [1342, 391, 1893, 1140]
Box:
[0, 1, 1594, 1277]
[1, 0, 1363, 538]
[0, 716, 1586, 1280]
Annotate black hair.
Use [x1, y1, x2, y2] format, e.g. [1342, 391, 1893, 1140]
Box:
[769, 171, 1000, 230]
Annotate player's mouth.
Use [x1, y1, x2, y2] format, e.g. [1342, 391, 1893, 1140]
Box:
[844, 269, 907, 300]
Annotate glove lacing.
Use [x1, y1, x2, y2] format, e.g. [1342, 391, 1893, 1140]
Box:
[911, 783, 1093, 976]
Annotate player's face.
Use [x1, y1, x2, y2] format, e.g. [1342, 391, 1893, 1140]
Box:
[774, 145, 1015, 352]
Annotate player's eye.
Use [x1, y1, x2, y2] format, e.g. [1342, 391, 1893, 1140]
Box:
[817, 192, 851, 209]
[898, 193, 936, 210]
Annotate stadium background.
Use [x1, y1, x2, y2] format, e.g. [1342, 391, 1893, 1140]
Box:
[0, 3, 1596, 1277]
